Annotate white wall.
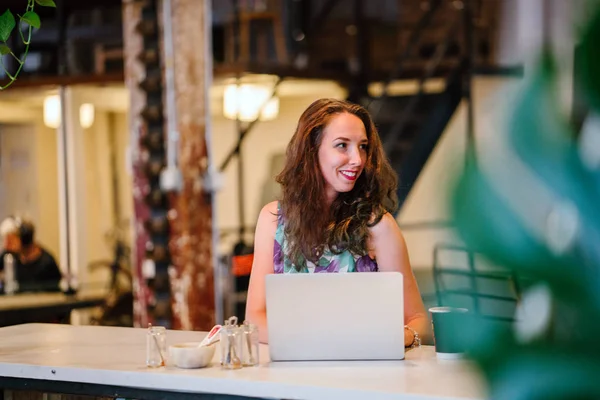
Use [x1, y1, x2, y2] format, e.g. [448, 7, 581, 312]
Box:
[0, 87, 133, 288]
[35, 120, 60, 258]
[112, 112, 134, 226]
[0, 124, 40, 231]
[0, 118, 60, 260]
[55, 87, 134, 287]
[77, 107, 133, 286]
[398, 76, 523, 270]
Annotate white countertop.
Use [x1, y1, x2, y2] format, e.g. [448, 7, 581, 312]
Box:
[0, 324, 486, 400]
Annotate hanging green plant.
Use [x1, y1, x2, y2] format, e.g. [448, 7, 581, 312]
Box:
[0, 0, 56, 90]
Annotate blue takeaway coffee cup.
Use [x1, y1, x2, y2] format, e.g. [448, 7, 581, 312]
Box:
[429, 307, 469, 359]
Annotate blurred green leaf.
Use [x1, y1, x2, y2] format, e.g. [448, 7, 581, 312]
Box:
[20, 11, 40, 29]
[0, 44, 10, 55]
[0, 9, 16, 42]
[490, 351, 600, 400]
[35, 0, 57, 7]
[509, 54, 595, 192]
[507, 53, 600, 304]
[578, 3, 600, 112]
[448, 4, 600, 400]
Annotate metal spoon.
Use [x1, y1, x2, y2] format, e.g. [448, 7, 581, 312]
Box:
[224, 317, 241, 368]
[229, 330, 242, 368]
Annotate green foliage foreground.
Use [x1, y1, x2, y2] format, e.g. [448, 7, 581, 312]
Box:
[450, 4, 600, 400]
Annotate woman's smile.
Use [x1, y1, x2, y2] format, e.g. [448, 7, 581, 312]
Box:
[339, 169, 359, 181]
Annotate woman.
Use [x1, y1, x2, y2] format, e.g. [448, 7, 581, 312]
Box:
[246, 98, 431, 346]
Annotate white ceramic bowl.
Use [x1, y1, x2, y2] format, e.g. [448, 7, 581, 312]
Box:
[169, 342, 216, 369]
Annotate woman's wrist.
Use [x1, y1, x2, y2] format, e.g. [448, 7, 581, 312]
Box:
[404, 325, 421, 349]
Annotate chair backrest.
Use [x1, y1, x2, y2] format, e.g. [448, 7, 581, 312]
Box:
[432, 243, 532, 323]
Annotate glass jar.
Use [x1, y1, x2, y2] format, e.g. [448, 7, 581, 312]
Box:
[220, 319, 243, 369]
[241, 321, 259, 366]
[146, 325, 167, 368]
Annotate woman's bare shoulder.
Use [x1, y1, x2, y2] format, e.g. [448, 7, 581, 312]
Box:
[259, 201, 279, 220]
[369, 212, 400, 237]
[257, 201, 279, 231]
[262, 200, 279, 214]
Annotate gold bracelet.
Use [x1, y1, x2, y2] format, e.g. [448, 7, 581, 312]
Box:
[404, 325, 421, 349]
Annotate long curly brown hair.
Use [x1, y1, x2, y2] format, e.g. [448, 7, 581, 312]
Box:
[276, 98, 398, 269]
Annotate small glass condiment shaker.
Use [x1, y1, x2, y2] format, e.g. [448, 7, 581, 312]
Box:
[241, 320, 259, 366]
[220, 316, 243, 370]
[146, 324, 167, 368]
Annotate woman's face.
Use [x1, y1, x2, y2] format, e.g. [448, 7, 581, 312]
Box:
[317, 112, 368, 203]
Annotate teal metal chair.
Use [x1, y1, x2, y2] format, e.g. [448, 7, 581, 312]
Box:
[432, 244, 532, 323]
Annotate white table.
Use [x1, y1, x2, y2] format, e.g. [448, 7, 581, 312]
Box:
[0, 324, 486, 400]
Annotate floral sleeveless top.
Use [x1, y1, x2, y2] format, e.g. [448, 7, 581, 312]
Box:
[273, 204, 378, 274]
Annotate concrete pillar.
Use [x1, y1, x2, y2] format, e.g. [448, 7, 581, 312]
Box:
[122, 0, 215, 330]
[166, 0, 216, 331]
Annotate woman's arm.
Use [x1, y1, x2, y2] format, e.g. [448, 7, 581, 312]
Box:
[369, 213, 432, 346]
[245, 201, 279, 343]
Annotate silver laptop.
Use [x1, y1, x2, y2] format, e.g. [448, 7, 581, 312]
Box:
[266, 272, 405, 361]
